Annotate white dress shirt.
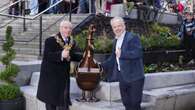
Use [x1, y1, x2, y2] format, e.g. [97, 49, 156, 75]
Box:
[61, 35, 69, 61]
[115, 31, 126, 71]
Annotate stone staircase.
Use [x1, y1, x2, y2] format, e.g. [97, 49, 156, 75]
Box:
[0, 14, 89, 61]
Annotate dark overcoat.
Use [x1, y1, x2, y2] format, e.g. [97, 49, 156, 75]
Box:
[37, 33, 81, 106]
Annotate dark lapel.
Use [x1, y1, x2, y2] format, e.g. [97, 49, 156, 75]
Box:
[121, 32, 133, 50]
[113, 39, 117, 52]
[121, 32, 128, 50]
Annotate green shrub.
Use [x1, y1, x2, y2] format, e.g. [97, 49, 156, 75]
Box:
[144, 63, 184, 73]
[94, 36, 113, 53]
[0, 64, 20, 83]
[144, 64, 158, 73]
[0, 84, 22, 100]
[141, 23, 180, 50]
[0, 49, 16, 66]
[74, 30, 113, 53]
[0, 26, 20, 83]
[0, 26, 21, 101]
[74, 30, 87, 51]
[127, 2, 134, 12]
[151, 23, 170, 34]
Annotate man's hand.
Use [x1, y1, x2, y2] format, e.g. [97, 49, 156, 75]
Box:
[62, 49, 70, 59]
[115, 48, 121, 58]
[64, 0, 75, 3]
[187, 31, 193, 36]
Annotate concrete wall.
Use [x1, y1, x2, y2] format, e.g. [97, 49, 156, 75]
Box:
[21, 70, 195, 110]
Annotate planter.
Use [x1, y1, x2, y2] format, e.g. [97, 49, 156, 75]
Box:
[76, 52, 111, 63]
[94, 53, 111, 62]
[77, 49, 186, 64]
[144, 49, 186, 64]
[0, 96, 25, 110]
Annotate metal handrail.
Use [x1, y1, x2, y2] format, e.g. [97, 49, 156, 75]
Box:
[27, 8, 80, 43]
[0, 0, 93, 57]
[9, 7, 82, 43]
[0, 1, 18, 28]
[0, 0, 93, 42]
[0, 0, 64, 20]
[0, 0, 65, 57]
[0, 0, 23, 12]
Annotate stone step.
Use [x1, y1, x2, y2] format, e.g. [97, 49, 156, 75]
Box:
[0, 29, 57, 39]
[0, 14, 88, 25]
[0, 16, 85, 40]
[0, 53, 39, 62]
[0, 14, 87, 33]
[0, 46, 41, 56]
[14, 47, 40, 55]
[14, 54, 40, 61]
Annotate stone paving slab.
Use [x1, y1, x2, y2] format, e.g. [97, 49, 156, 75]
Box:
[70, 94, 153, 110]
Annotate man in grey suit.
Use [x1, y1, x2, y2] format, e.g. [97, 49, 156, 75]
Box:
[101, 17, 145, 110]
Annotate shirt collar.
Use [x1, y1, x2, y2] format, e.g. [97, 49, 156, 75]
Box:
[60, 33, 68, 41]
[115, 31, 126, 40]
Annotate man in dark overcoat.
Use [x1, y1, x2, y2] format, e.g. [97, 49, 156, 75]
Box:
[101, 17, 145, 110]
[37, 20, 82, 110]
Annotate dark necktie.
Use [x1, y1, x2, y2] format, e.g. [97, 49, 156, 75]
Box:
[64, 38, 69, 44]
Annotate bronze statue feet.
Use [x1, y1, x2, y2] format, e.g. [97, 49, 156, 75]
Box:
[76, 97, 87, 102]
[76, 91, 100, 102]
[76, 91, 87, 102]
[88, 96, 100, 102]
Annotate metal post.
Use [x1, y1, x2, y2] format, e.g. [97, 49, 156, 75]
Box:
[69, 0, 72, 22]
[22, 0, 26, 31]
[39, 16, 43, 57]
[89, 0, 91, 13]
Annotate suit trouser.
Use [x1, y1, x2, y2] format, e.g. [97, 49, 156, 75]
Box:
[119, 78, 145, 110]
[46, 104, 69, 110]
[46, 104, 56, 110]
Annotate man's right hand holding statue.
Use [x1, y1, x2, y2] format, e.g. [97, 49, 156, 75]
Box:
[62, 49, 70, 61]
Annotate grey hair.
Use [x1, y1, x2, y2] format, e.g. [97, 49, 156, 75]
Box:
[110, 16, 125, 26]
[60, 20, 72, 28]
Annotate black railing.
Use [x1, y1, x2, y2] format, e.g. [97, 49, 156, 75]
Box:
[0, 0, 22, 13]
[0, 0, 94, 57]
[0, 0, 65, 57]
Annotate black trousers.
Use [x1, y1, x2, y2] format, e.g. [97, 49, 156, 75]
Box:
[119, 78, 145, 110]
[46, 104, 69, 110]
[182, 36, 195, 62]
[46, 104, 56, 110]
